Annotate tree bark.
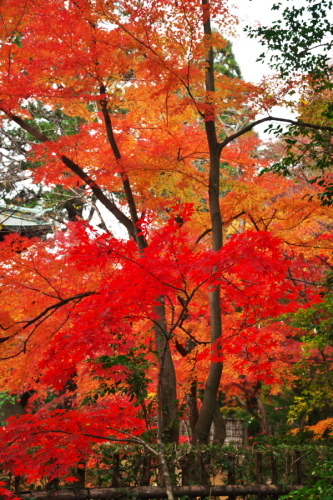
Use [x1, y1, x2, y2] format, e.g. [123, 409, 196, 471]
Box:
[212, 400, 226, 445]
[194, 0, 223, 445]
[256, 394, 271, 434]
[154, 301, 179, 443]
[187, 379, 199, 441]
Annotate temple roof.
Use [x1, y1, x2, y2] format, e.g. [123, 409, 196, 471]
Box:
[0, 204, 52, 239]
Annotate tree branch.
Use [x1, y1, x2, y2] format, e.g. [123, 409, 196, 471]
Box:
[0, 110, 136, 239]
[195, 211, 246, 244]
[99, 86, 146, 249]
[218, 115, 333, 153]
[21, 292, 97, 330]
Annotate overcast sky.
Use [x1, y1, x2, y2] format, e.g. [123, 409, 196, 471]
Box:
[231, 0, 278, 83]
[229, 0, 300, 135]
[230, 0, 307, 83]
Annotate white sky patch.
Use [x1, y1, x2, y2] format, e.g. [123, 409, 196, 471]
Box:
[230, 0, 309, 84]
[230, 0, 306, 138]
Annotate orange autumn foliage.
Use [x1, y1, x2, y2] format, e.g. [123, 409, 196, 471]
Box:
[0, 0, 332, 486]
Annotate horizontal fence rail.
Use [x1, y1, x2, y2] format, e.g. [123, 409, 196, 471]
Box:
[15, 484, 304, 500]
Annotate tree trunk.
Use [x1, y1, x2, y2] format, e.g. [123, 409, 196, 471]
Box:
[194, 0, 223, 444]
[256, 394, 270, 434]
[212, 400, 226, 445]
[154, 301, 179, 443]
[187, 379, 199, 442]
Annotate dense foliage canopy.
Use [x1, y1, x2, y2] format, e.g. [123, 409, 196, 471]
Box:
[0, 0, 333, 491]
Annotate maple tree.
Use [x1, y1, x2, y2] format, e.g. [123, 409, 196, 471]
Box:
[0, 0, 333, 488]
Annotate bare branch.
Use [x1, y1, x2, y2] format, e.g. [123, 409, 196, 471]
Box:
[218, 115, 333, 153]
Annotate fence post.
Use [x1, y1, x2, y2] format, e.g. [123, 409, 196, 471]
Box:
[270, 451, 278, 484]
[77, 460, 86, 487]
[14, 476, 21, 494]
[140, 453, 152, 486]
[227, 454, 236, 500]
[256, 452, 263, 500]
[256, 452, 263, 484]
[111, 452, 120, 487]
[294, 451, 303, 485]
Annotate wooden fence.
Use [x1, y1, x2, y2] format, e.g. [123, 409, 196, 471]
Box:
[13, 483, 303, 499]
[4, 445, 333, 500]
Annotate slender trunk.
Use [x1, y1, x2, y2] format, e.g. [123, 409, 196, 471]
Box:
[155, 301, 179, 443]
[256, 395, 270, 434]
[157, 441, 175, 500]
[187, 379, 199, 442]
[194, 0, 223, 445]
